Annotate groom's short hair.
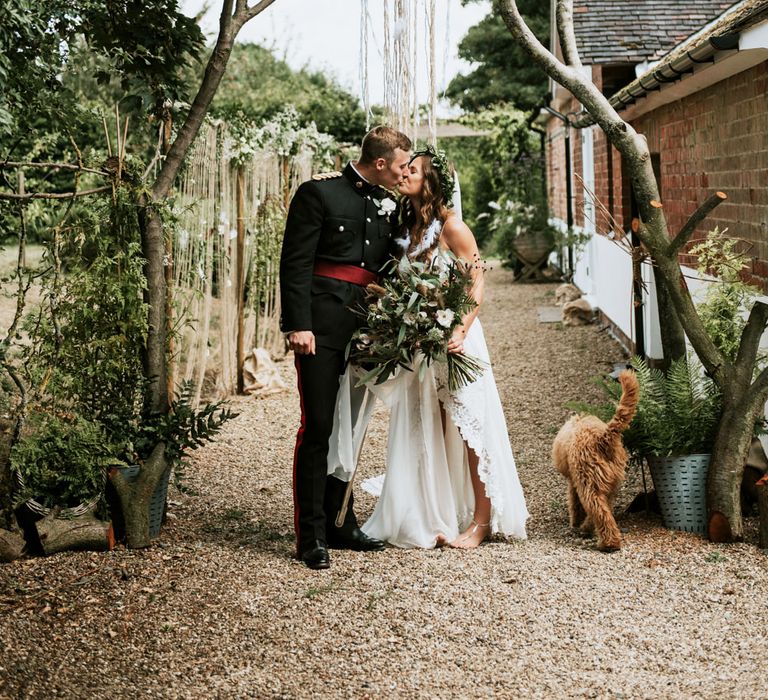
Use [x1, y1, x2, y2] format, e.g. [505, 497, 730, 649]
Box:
[359, 126, 412, 165]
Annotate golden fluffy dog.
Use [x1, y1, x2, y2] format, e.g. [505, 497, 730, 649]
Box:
[552, 370, 639, 551]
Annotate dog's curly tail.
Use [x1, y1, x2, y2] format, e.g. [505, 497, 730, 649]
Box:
[606, 369, 639, 433]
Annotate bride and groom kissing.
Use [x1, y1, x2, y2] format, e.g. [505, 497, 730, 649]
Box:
[279, 126, 528, 570]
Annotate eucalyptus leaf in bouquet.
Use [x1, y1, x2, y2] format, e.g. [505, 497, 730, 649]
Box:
[347, 253, 486, 391]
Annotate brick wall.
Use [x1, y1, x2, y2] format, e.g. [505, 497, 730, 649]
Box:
[545, 61, 768, 288]
[631, 62, 768, 287]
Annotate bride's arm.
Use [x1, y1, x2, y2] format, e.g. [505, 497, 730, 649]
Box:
[441, 216, 484, 354]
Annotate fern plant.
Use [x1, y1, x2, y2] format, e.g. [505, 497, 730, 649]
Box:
[10, 412, 116, 509]
[630, 356, 721, 457]
[134, 380, 237, 488]
[567, 356, 721, 458]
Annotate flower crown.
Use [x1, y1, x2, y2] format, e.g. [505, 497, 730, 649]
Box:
[410, 145, 456, 208]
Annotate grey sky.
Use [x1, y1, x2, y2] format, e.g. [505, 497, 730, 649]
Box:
[181, 1, 491, 115]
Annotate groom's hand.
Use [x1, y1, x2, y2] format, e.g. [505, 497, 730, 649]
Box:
[288, 330, 316, 355]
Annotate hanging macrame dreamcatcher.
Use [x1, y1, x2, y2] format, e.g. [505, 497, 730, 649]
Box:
[360, 0, 448, 146]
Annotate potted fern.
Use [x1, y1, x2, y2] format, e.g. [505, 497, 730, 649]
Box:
[629, 356, 720, 535]
[571, 229, 762, 535]
[11, 411, 117, 517]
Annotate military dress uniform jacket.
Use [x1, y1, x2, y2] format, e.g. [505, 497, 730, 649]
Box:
[280, 163, 399, 350]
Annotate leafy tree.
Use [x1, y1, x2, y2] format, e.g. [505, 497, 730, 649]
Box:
[442, 106, 544, 253]
[1, 0, 276, 549]
[445, 0, 549, 112]
[210, 43, 366, 143]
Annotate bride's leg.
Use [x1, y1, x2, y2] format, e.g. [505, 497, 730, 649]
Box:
[450, 445, 492, 549]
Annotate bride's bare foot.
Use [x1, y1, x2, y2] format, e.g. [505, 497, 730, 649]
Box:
[449, 519, 491, 549]
[435, 533, 451, 548]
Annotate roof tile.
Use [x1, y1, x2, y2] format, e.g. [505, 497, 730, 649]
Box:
[571, 0, 736, 63]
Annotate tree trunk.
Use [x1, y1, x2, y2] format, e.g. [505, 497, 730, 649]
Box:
[108, 443, 168, 549]
[707, 391, 763, 542]
[0, 528, 25, 561]
[139, 208, 170, 415]
[757, 474, 768, 549]
[36, 513, 114, 555]
[125, 1, 276, 546]
[652, 268, 687, 366]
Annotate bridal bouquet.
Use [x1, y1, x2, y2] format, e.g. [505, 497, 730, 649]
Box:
[347, 255, 486, 391]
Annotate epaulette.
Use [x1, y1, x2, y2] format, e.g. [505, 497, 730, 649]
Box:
[312, 171, 342, 181]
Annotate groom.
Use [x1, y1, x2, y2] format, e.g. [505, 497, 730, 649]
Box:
[280, 125, 412, 569]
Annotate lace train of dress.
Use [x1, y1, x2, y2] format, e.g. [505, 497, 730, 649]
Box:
[328, 318, 529, 549]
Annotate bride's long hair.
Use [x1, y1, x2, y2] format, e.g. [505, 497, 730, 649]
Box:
[401, 156, 451, 262]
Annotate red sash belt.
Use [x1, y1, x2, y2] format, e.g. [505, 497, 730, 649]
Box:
[313, 260, 379, 286]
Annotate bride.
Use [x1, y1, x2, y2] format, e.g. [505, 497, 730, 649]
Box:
[329, 148, 528, 549]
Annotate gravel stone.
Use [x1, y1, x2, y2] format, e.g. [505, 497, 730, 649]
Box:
[1, 267, 767, 699]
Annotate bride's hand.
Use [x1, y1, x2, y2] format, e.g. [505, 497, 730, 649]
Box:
[447, 326, 465, 354]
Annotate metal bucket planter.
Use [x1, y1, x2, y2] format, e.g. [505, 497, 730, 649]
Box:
[647, 454, 710, 535]
[117, 465, 171, 538]
[15, 469, 103, 518]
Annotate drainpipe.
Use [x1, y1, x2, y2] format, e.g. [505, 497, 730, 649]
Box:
[525, 105, 547, 202]
[542, 104, 577, 277]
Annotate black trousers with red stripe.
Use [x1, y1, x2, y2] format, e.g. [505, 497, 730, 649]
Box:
[293, 346, 358, 554]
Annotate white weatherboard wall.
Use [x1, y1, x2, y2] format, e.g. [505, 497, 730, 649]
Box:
[572, 126, 595, 297]
[569, 126, 641, 353]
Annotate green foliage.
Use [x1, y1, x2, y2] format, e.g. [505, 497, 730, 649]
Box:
[0, 0, 83, 137]
[440, 136, 491, 245]
[630, 356, 721, 457]
[445, 0, 549, 112]
[568, 357, 721, 459]
[10, 412, 113, 509]
[135, 380, 237, 485]
[0, 1, 204, 143]
[690, 228, 761, 363]
[482, 197, 555, 260]
[211, 43, 367, 144]
[82, 0, 205, 113]
[23, 189, 148, 458]
[450, 107, 547, 257]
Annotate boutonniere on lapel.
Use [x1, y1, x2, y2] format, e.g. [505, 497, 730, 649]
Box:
[373, 196, 397, 222]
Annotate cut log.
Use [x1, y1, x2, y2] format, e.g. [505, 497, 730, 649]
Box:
[0, 527, 25, 561]
[35, 512, 115, 555]
[757, 474, 768, 549]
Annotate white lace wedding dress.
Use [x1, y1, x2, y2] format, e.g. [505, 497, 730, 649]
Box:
[327, 220, 529, 548]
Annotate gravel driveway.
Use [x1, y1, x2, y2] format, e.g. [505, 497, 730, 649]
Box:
[1, 267, 767, 699]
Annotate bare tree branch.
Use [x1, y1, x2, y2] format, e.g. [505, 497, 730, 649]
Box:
[668, 191, 728, 257]
[0, 162, 109, 177]
[555, 0, 581, 67]
[0, 186, 111, 201]
[243, 0, 277, 22]
[748, 363, 768, 407]
[734, 301, 768, 394]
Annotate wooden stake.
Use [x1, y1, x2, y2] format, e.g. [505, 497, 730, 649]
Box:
[18, 170, 25, 268]
[236, 166, 246, 394]
[757, 474, 768, 549]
